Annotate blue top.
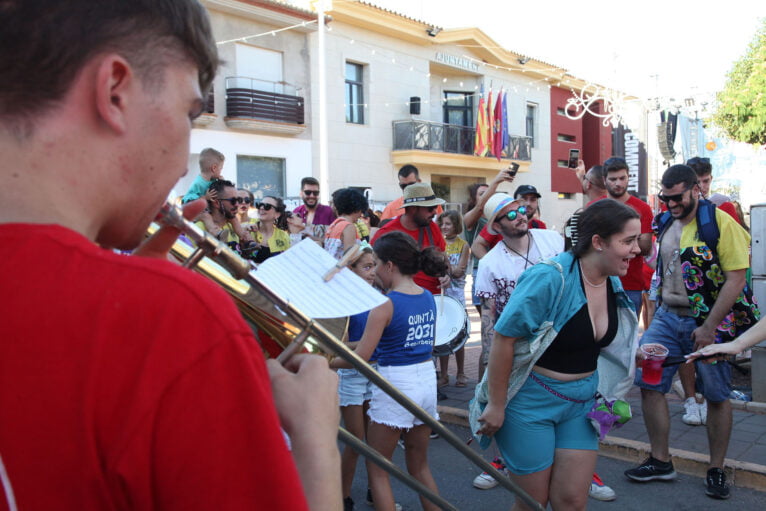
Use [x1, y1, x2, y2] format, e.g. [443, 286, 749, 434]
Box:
[182, 174, 212, 203]
[376, 290, 436, 366]
[348, 311, 369, 342]
[469, 251, 640, 447]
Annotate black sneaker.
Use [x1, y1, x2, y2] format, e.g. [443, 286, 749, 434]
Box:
[344, 496, 354, 511]
[705, 468, 731, 499]
[624, 456, 677, 482]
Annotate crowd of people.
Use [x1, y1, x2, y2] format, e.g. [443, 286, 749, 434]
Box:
[1, 2, 762, 511]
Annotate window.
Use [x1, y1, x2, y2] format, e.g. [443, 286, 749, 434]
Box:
[345, 62, 365, 124]
[235, 45, 283, 93]
[526, 103, 537, 147]
[237, 156, 286, 198]
[443, 91, 473, 127]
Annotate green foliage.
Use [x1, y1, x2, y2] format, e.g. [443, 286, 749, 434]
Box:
[713, 19, 766, 145]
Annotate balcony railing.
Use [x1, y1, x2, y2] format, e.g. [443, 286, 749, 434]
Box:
[392, 120, 532, 160]
[225, 76, 304, 125]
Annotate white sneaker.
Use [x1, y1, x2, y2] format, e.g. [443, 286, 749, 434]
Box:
[682, 397, 703, 425]
[589, 474, 616, 501]
[472, 458, 507, 489]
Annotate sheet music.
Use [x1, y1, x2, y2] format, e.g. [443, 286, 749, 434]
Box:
[253, 239, 386, 318]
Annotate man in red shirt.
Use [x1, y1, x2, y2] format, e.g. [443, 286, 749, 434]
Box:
[0, 2, 340, 510]
[686, 157, 740, 222]
[380, 165, 443, 221]
[372, 182, 449, 295]
[514, 184, 548, 229]
[603, 157, 654, 314]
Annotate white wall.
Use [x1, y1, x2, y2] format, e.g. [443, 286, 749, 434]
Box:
[171, 129, 312, 201]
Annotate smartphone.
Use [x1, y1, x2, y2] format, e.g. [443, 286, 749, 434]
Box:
[507, 162, 520, 177]
[568, 149, 580, 169]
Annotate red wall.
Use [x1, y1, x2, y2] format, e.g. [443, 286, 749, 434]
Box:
[549, 87, 612, 194]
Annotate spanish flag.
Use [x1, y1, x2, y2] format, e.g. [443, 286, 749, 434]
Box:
[474, 86, 489, 156]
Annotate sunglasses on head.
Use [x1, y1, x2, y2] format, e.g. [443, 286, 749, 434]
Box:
[219, 197, 243, 206]
[256, 202, 276, 211]
[657, 184, 696, 204]
[504, 206, 527, 221]
[303, 190, 319, 196]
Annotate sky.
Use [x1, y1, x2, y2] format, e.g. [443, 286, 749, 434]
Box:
[370, 0, 765, 102]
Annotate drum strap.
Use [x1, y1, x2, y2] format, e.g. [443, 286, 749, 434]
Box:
[416, 226, 435, 249]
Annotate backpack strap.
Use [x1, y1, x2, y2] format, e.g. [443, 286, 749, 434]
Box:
[696, 199, 719, 253]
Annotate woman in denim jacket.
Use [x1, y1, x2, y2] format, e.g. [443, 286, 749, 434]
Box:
[471, 199, 640, 511]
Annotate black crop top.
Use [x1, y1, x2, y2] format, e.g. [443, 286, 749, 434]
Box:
[534, 276, 618, 374]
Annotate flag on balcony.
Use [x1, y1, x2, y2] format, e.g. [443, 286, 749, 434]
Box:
[474, 86, 489, 156]
[501, 91, 509, 157]
[493, 88, 504, 161]
[486, 88, 495, 157]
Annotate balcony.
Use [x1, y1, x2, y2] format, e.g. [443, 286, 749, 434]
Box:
[392, 120, 532, 161]
[192, 88, 217, 128]
[224, 76, 306, 135]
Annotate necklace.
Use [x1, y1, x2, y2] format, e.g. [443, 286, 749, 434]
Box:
[579, 261, 607, 288]
[503, 233, 534, 269]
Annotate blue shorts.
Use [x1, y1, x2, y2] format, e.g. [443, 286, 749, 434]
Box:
[634, 306, 732, 403]
[495, 371, 598, 475]
[338, 364, 376, 407]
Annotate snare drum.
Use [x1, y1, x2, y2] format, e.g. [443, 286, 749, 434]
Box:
[432, 295, 470, 357]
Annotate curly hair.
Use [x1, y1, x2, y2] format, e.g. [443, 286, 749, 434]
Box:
[331, 188, 369, 216]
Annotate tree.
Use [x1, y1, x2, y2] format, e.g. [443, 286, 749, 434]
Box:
[712, 19, 766, 146]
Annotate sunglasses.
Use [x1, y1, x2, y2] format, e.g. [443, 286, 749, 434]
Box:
[504, 206, 527, 221]
[256, 202, 276, 211]
[399, 182, 417, 190]
[219, 197, 243, 206]
[239, 197, 252, 205]
[303, 190, 319, 196]
[419, 205, 438, 213]
[687, 157, 710, 165]
[657, 184, 695, 204]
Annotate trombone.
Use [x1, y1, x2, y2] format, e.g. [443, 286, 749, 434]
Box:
[154, 203, 543, 511]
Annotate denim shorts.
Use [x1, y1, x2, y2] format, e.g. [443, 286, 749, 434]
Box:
[634, 306, 732, 402]
[494, 371, 598, 475]
[368, 360, 439, 429]
[338, 364, 376, 407]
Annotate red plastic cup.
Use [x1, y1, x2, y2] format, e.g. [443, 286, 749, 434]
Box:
[640, 343, 669, 385]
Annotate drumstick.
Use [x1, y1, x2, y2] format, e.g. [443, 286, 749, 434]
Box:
[323, 244, 360, 282]
[439, 287, 444, 316]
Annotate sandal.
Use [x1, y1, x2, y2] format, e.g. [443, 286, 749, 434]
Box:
[456, 373, 467, 387]
[437, 375, 449, 388]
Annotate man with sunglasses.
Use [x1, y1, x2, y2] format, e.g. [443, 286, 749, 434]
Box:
[196, 179, 253, 245]
[380, 164, 443, 221]
[626, 165, 755, 500]
[603, 157, 654, 315]
[293, 176, 336, 227]
[471, 193, 563, 490]
[371, 182, 449, 295]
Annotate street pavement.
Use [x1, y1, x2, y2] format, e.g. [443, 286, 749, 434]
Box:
[348, 422, 766, 510]
[433, 300, 766, 495]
